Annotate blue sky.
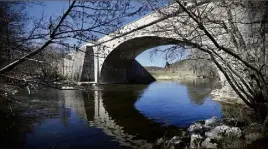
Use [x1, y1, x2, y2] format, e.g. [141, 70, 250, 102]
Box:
[26, 1, 180, 67]
[136, 45, 183, 67]
[136, 48, 167, 67]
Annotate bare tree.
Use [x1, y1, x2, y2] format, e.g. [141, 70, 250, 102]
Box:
[0, 0, 147, 99]
[186, 49, 219, 78]
[142, 0, 268, 118]
[0, 2, 28, 60]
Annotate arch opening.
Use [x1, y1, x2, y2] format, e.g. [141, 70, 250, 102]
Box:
[99, 36, 219, 84]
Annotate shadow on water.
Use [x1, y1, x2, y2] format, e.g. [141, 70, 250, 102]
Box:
[99, 84, 175, 142]
[0, 89, 65, 148]
[92, 79, 222, 143]
[0, 79, 223, 148]
[0, 100, 27, 148]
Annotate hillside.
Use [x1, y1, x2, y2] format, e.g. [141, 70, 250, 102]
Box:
[144, 59, 219, 80]
[144, 66, 163, 71]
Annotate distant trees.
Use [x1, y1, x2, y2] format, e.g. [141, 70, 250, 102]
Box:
[17, 45, 65, 81]
[164, 61, 171, 69]
[149, 45, 218, 78]
[35, 47, 65, 81]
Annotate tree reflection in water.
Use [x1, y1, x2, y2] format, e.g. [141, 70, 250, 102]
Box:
[179, 79, 221, 105]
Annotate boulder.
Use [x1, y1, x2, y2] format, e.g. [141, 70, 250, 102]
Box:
[205, 125, 242, 140]
[190, 133, 203, 148]
[155, 138, 164, 145]
[205, 116, 219, 127]
[188, 122, 203, 134]
[167, 136, 181, 145]
[154, 135, 189, 149]
[205, 125, 230, 139]
[225, 127, 242, 137]
[154, 138, 164, 148]
[153, 116, 251, 149]
[201, 138, 217, 149]
[168, 136, 186, 149]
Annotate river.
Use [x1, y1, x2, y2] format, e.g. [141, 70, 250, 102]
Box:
[1, 79, 227, 148]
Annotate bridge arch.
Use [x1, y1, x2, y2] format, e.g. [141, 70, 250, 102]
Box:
[99, 36, 183, 83]
[99, 36, 220, 84]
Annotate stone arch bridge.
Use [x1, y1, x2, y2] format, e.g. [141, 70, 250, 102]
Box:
[62, 1, 253, 100]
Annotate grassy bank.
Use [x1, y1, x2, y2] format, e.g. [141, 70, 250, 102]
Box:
[149, 70, 199, 80]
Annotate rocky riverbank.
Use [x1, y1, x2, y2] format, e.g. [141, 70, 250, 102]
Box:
[210, 85, 245, 105]
[153, 116, 264, 149]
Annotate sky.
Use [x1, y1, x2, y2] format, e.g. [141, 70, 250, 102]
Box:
[26, 1, 180, 67]
[136, 45, 183, 67]
[136, 48, 167, 67]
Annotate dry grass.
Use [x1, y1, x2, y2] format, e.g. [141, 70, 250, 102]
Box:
[149, 70, 198, 80]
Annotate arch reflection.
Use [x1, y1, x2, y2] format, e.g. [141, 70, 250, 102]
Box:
[61, 80, 221, 148]
[62, 85, 161, 148]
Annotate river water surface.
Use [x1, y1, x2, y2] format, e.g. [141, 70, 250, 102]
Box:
[2, 79, 224, 148]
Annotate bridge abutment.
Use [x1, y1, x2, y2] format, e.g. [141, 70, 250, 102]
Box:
[62, 44, 96, 82]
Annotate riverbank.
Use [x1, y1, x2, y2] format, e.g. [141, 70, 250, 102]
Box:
[148, 70, 247, 106]
[153, 116, 264, 149]
[210, 85, 246, 105]
[148, 70, 206, 80]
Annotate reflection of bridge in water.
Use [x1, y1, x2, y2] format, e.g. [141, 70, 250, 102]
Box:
[62, 81, 219, 148]
[62, 87, 154, 148]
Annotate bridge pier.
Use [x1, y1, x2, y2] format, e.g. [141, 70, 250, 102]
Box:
[62, 44, 97, 83]
[94, 48, 99, 83]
